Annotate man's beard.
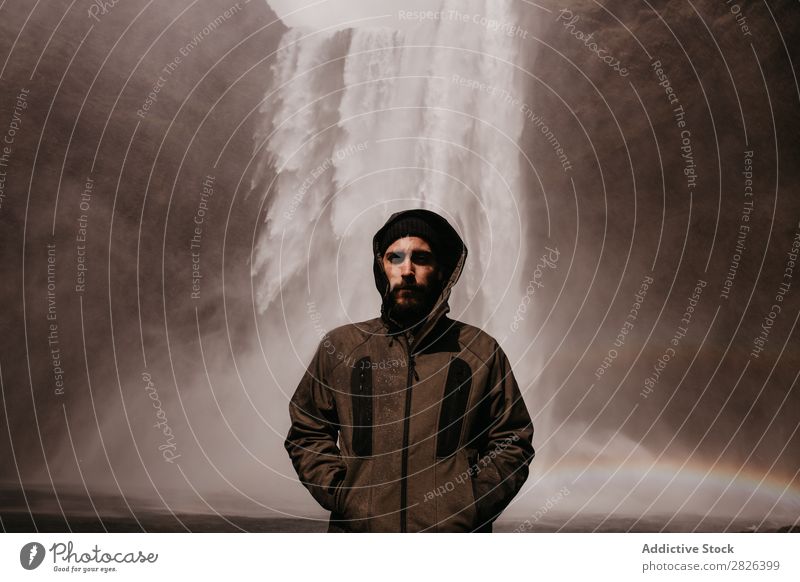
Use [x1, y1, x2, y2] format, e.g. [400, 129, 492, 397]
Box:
[384, 280, 442, 329]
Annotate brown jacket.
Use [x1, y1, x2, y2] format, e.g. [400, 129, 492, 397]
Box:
[285, 210, 534, 532]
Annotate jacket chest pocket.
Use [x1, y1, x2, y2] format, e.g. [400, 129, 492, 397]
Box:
[436, 357, 473, 458]
[350, 357, 373, 457]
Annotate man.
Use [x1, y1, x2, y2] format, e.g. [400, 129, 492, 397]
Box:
[285, 208, 534, 532]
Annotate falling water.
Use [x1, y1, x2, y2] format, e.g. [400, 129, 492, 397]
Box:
[252, 0, 529, 342]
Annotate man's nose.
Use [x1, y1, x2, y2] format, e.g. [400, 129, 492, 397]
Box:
[399, 257, 415, 277]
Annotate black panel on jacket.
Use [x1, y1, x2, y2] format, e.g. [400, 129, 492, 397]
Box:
[351, 357, 373, 457]
[436, 357, 472, 458]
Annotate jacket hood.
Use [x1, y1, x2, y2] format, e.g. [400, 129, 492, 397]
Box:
[372, 209, 467, 347]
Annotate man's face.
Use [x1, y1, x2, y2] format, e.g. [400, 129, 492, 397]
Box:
[381, 236, 443, 324]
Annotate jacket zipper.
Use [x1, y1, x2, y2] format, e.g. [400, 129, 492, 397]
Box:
[399, 345, 415, 533]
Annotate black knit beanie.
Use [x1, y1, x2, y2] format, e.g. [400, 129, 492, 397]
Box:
[377, 215, 442, 257]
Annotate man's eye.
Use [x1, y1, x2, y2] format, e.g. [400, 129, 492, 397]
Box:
[412, 252, 433, 265]
[387, 252, 405, 264]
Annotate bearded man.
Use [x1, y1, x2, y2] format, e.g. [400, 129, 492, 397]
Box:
[285, 208, 534, 532]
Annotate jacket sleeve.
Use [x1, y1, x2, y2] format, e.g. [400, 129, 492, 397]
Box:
[284, 339, 347, 513]
[470, 342, 535, 525]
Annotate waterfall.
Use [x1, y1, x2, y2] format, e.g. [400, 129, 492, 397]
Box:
[252, 0, 529, 346]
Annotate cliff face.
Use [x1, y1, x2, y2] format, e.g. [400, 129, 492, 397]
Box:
[518, 1, 800, 475]
[0, 0, 287, 512]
